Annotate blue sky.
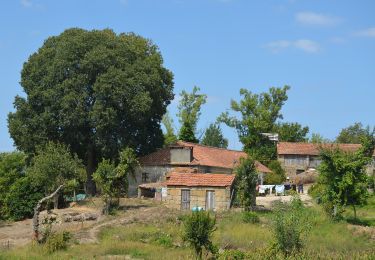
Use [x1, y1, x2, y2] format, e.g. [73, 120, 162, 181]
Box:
[0, 0, 374, 151]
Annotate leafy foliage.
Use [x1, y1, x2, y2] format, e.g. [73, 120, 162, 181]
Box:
[201, 123, 228, 148]
[27, 142, 85, 200]
[310, 133, 331, 143]
[8, 28, 174, 194]
[219, 86, 290, 163]
[235, 158, 258, 211]
[0, 152, 27, 218]
[271, 196, 311, 256]
[264, 160, 286, 184]
[162, 111, 178, 146]
[242, 211, 260, 224]
[3, 176, 44, 221]
[44, 231, 72, 253]
[318, 134, 375, 219]
[274, 122, 309, 142]
[182, 211, 217, 259]
[177, 86, 207, 143]
[336, 122, 370, 144]
[93, 147, 139, 214]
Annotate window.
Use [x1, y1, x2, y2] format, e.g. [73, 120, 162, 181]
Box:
[296, 169, 304, 175]
[142, 172, 149, 182]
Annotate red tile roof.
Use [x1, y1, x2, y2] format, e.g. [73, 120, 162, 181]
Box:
[166, 172, 235, 187]
[139, 141, 271, 173]
[277, 142, 375, 156]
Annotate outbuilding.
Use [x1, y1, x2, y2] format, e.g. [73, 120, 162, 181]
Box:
[165, 172, 235, 211]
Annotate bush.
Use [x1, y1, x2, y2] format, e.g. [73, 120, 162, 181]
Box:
[44, 231, 72, 253]
[264, 160, 286, 184]
[182, 211, 217, 259]
[271, 196, 311, 257]
[218, 249, 247, 260]
[3, 177, 44, 221]
[242, 211, 260, 224]
[308, 183, 326, 203]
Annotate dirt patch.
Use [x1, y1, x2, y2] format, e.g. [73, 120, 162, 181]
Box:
[256, 194, 313, 209]
[348, 224, 375, 240]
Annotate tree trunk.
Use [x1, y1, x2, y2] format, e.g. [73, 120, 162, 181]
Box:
[53, 194, 59, 209]
[86, 145, 97, 196]
[353, 205, 357, 220]
[33, 185, 64, 241]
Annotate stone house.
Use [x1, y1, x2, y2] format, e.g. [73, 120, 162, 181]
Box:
[165, 171, 235, 211]
[277, 142, 375, 177]
[128, 141, 271, 196]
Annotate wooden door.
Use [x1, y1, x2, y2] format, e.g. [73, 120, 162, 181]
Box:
[181, 189, 190, 210]
[206, 190, 215, 210]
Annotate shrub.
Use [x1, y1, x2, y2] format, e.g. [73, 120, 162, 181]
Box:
[44, 231, 71, 253]
[218, 249, 247, 260]
[242, 211, 260, 224]
[182, 211, 217, 259]
[308, 183, 326, 203]
[271, 196, 311, 257]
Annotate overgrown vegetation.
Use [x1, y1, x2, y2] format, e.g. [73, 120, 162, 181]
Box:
[234, 158, 258, 210]
[182, 211, 217, 259]
[270, 196, 311, 256]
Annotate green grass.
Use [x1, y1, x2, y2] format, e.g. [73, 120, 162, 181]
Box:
[1, 196, 374, 259]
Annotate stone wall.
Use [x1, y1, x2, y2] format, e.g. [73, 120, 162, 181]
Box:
[166, 186, 232, 211]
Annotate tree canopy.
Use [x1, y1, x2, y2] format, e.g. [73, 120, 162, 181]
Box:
[162, 111, 178, 146]
[177, 86, 207, 143]
[310, 133, 331, 144]
[201, 123, 228, 148]
[275, 122, 309, 142]
[219, 86, 290, 163]
[8, 28, 174, 194]
[336, 122, 370, 144]
[318, 134, 375, 219]
[235, 157, 258, 211]
[27, 142, 85, 209]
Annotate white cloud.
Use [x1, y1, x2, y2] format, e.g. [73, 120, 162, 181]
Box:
[294, 39, 320, 53]
[21, 0, 32, 8]
[355, 27, 375, 38]
[265, 39, 320, 53]
[296, 12, 341, 26]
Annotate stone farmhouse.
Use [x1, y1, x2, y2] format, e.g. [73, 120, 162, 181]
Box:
[165, 171, 235, 211]
[277, 142, 375, 177]
[128, 141, 271, 196]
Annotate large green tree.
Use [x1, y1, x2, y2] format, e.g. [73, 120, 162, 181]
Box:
[219, 86, 290, 163]
[201, 123, 228, 148]
[310, 133, 331, 144]
[274, 122, 309, 142]
[177, 86, 207, 143]
[8, 28, 174, 194]
[336, 122, 370, 144]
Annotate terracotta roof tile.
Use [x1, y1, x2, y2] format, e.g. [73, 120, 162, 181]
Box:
[139, 141, 272, 173]
[166, 172, 235, 187]
[277, 142, 375, 156]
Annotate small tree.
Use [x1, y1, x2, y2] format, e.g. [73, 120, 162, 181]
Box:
[93, 147, 139, 214]
[271, 196, 310, 256]
[235, 157, 258, 211]
[318, 134, 374, 219]
[182, 211, 217, 259]
[162, 111, 178, 146]
[177, 86, 207, 143]
[27, 142, 86, 209]
[201, 123, 228, 148]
